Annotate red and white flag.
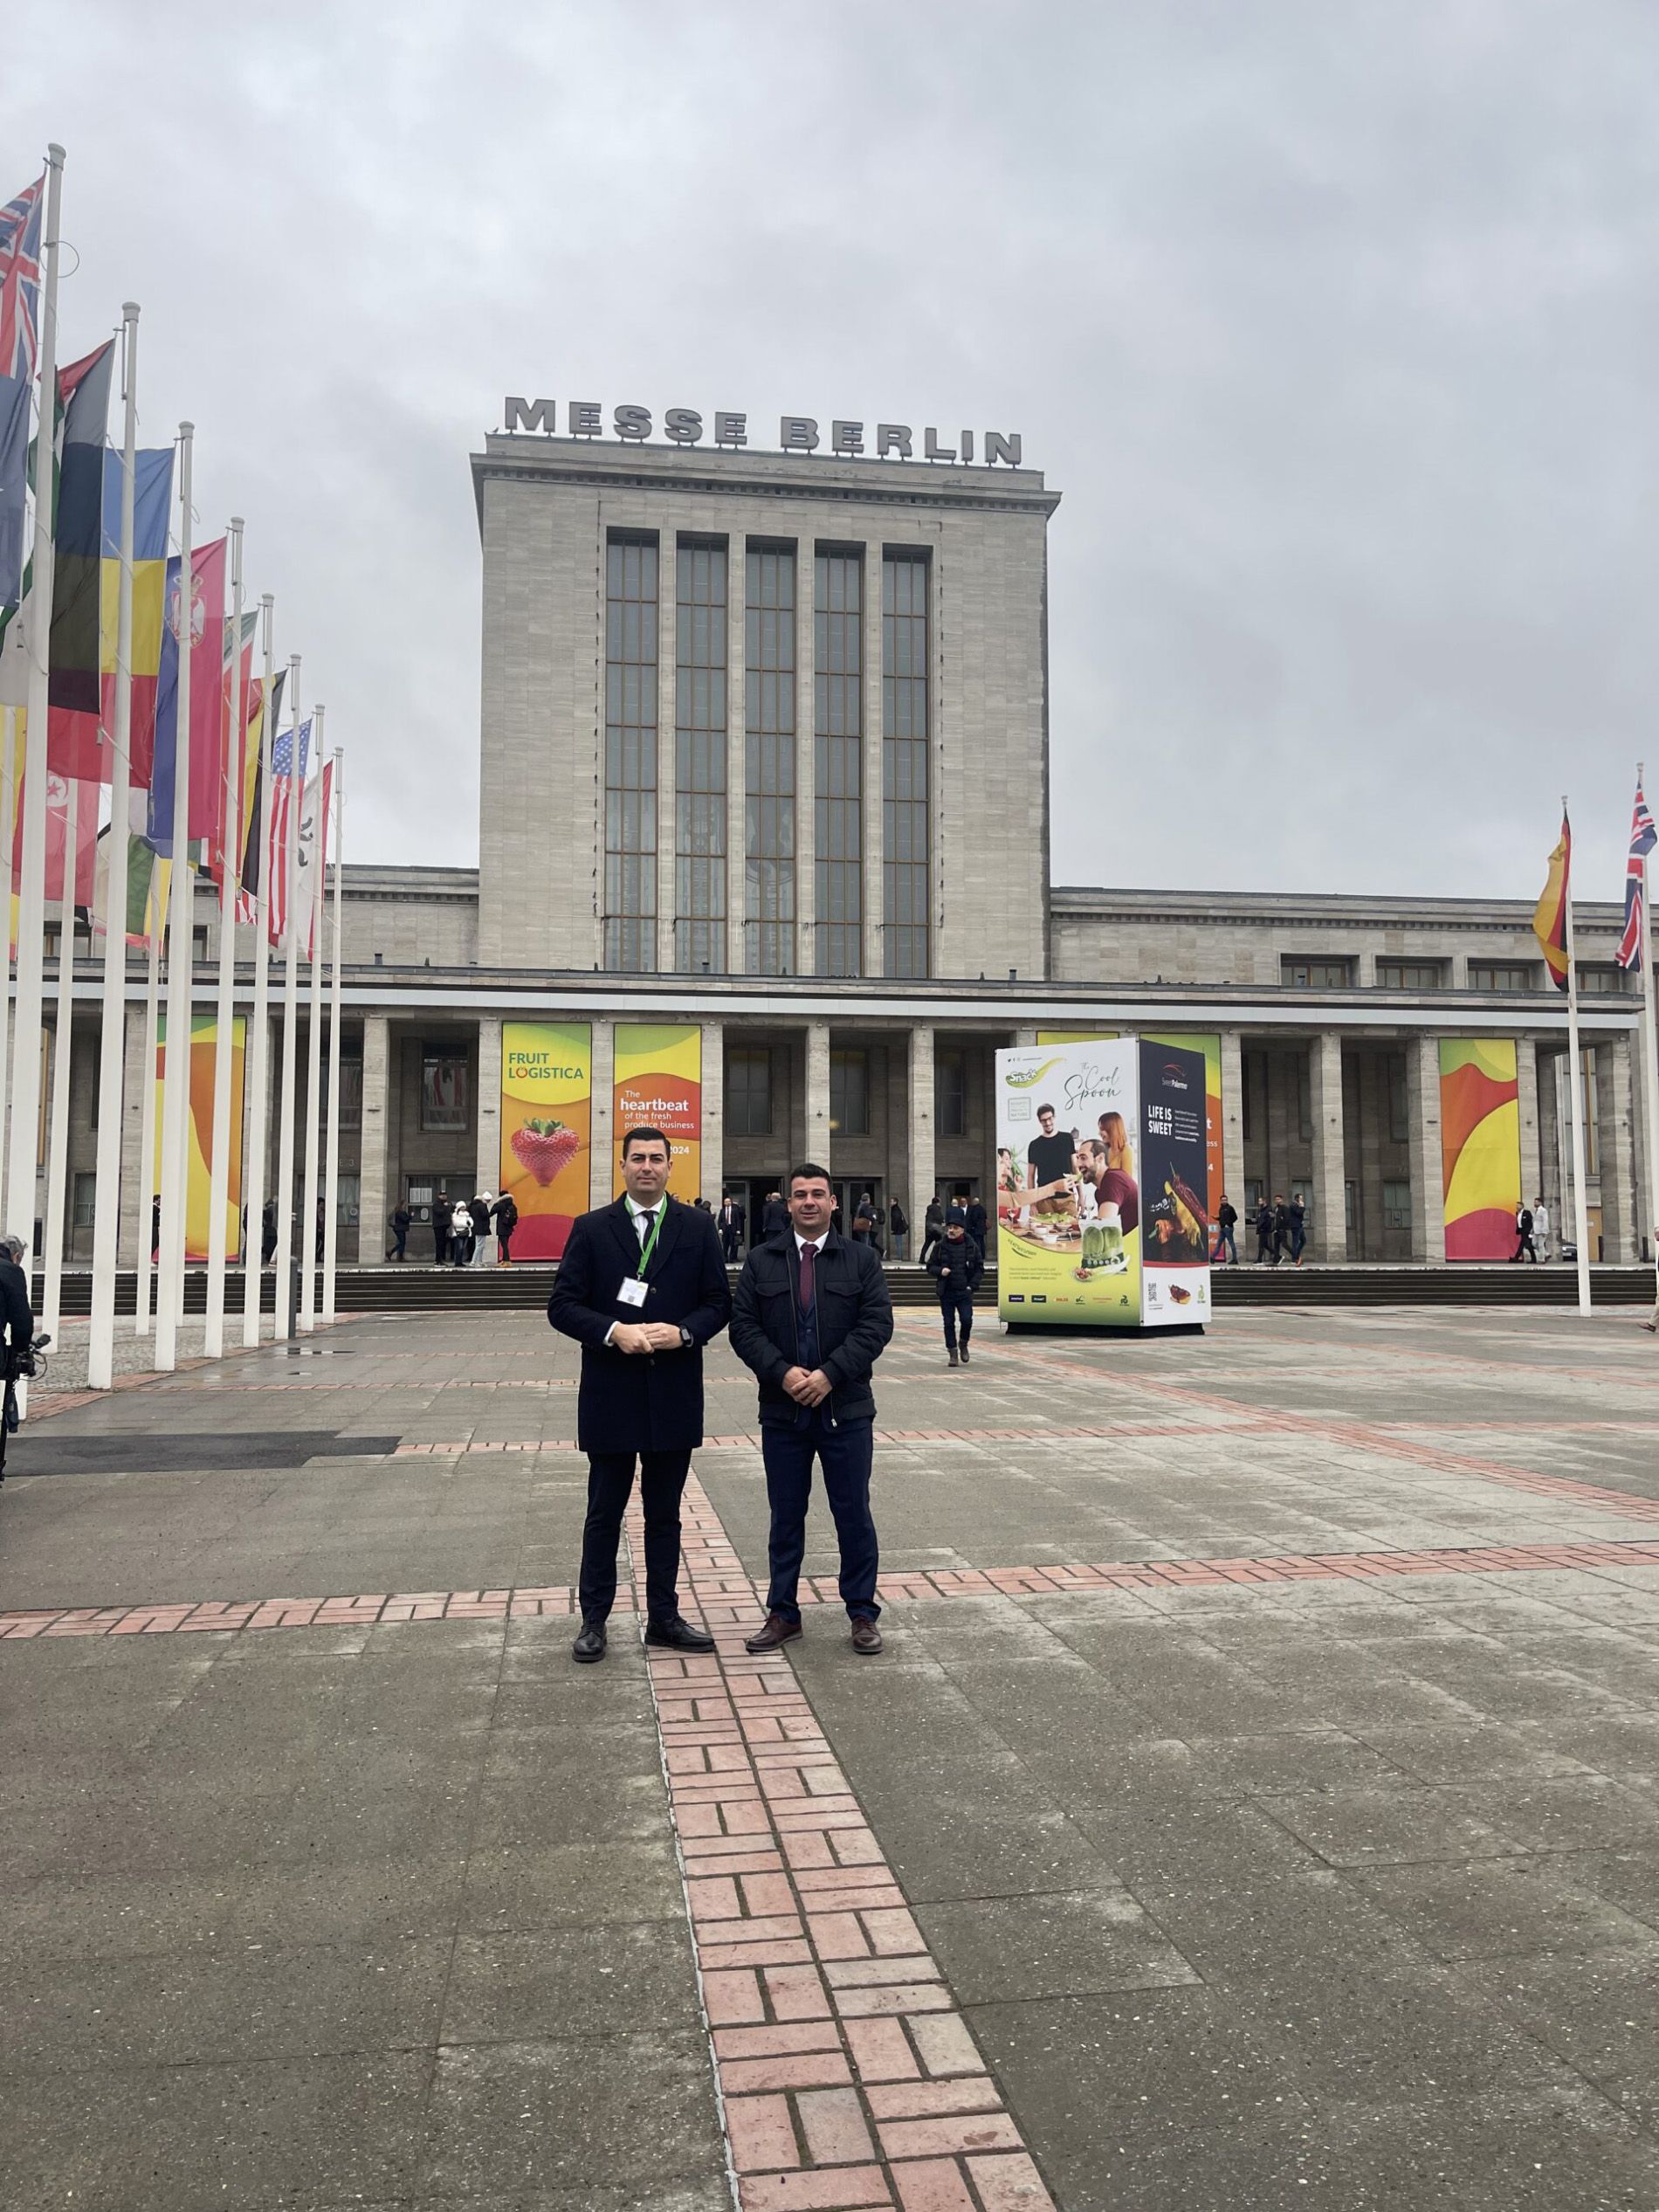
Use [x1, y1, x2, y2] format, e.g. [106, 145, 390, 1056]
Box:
[266, 715, 309, 948]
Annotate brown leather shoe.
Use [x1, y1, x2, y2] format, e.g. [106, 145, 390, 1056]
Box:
[850, 1617, 884, 1656]
[745, 1611, 802, 1653]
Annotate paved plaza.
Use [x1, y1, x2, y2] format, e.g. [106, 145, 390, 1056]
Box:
[8, 1303, 1659, 2207]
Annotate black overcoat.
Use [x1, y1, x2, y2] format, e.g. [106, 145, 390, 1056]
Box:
[547, 1196, 732, 1455]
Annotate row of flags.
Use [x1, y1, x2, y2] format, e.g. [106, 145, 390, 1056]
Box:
[1533, 783, 1659, 990]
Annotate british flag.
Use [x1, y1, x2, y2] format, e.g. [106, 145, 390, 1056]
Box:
[1616, 782, 1657, 971]
[266, 718, 311, 948]
[0, 175, 43, 382]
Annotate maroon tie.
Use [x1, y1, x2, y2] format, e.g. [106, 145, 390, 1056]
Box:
[798, 1240, 816, 1312]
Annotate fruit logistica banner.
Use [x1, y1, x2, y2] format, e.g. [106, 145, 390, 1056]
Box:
[499, 1021, 592, 1261]
[1440, 1038, 1520, 1260]
[995, 1038, 1143, 1327]
[613, 1023, 702, 1203]
[1138, 1037, 1213, 1327]
[153, 1013, 245, 1262]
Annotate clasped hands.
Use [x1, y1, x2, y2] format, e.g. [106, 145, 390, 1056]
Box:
[782, 1364, 831, 1407]
[610, 1321, 686, 1355]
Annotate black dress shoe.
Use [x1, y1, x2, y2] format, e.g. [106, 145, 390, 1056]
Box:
[644, 1615, 716, 1652]
[572, 1617, 608, 1664]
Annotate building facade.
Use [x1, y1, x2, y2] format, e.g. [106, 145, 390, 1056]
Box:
[24, 425, 1656, 1267]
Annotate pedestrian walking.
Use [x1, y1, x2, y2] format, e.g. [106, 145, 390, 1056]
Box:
[469, 1192, 493, 1264]
[492, 1192, 519, 1264]
[389, 1203, 410, 1261]
[1214, 1193, 1238, 1265]
[965, 1194, 989, 1255]
[1288, 1193, 1307, 1266]
[315, 1197, 327, 1263]
[888, 1198, 908, 1261]
[761, 1189, 788, 1239]
[1270, 1193, 1290, 1266]
[0, 1232, 35, 1487]
[432, 1189, 451, 1267]
[730, 1162, 895, 1657]
[547, 1125, 732, 1664]
[919, 1195, 945, 1266]
[927, 1218, 982, 1367]
[1511, 1203, 1538, 1263]
[851, 1191, 878, 1250]
[150, 1195, 161, 1263]
[1254, 1199, 1273, 1264]
[451, 1197, 474, 1266]
[1532, 1196, 1551, 1261]
[719, 1193, 746, 1262]
[261, 1199, 278, 1264]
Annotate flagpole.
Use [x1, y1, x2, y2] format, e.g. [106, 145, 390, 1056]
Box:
[1561, 796, 1593, 1315]
[299, 706, 326, 1333]
[5, 143, 65, 1255]
[155, 423, 195, 1373]
[241, 593, 276, 1347]
[322, 747, 342, 1324]
[87, 302, 140, 1389]
[0, 703, 15, 1226]
[273, 656, 301, 1335]
[1638, 762, 1659, 1293]
[134, 892, 162, 1333]
[203, 516, 244, 1358]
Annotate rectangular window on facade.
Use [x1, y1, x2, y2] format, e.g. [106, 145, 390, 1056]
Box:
[336, 1173, 361, 1227]
[1387, 1052, 1409, 1144]
[726, 1046, 773, 1137]
[815, 550, 864, 977]
[72, 1171, 96, 1228]
[340, 1056, 362, 1128]
[1469, 962, 1537, 992]
[1281, 957, 1354, 989]
[1581, 1049, 1600, 1175]
[1296, 1054, 1312, 1143]
[675, 539, 727, 973]
[1578, 966, 1628, 996]
[604, 534, 659, 972]
[882, 551, 929, 978]
[830, 1048, 869, 1135]
[745, 545, 796, 975]
[937, 1048, 967, 1139]
[1382, 1178, 1412, 1230]
[1376, 961, 1445, 990]
[421, 1051, 469, 1133]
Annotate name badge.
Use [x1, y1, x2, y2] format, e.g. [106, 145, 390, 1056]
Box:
[616, 1278, 648, 1309]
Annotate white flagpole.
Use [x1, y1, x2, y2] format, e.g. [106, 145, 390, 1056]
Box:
[134, 897, 161, 1333]
[322, 747, 342, 1323]
[0, 704, 15, 1225]
[88, 302, 140, 1389]
[272, 657, 301, 1335]
[203, 516, 244, 1357]
[1561, 798, 1593, 1315]
[298, 706, 326, 1333]
[1638, 763, 1659, 1292]
[5, 144, 65, 1256]
[241, 592, 276, 1347]
[155, 423, 195, 1372]
[40, 773, 76, 1339]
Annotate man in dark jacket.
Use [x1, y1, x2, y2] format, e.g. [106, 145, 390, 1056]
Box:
[468, 1193, 492, 1263]
[730, 1163, 894, 1656]
[927, 1219, 982, 1368]
[919, 1196, 945, 1267]
[547, 1127, 733, 1664]
[492, 1192, 519, 1264]
[761, 1189, 788, 1239]
[0, 1231, 36, 1484]
[432, 1189, 451, 1267]
[965, 1196, 989, 1254]
[719, 1193, 746, 1262]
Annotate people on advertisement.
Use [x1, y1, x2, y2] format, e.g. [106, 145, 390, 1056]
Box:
[1098, 1111, 1136, 1180]
[730, 1162, 894, 1657]
[928, 1219, 983, 1368]
[1214, 1194, 1238, 1264]
[1025, 1104, 1076, 1191]
[547, 1125, 733, 1665]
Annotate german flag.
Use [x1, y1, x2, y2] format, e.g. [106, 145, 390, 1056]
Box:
[1533, 810, 1571, 991]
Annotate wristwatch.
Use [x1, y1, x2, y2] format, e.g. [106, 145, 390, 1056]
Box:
[679, 1326, 693, 1348]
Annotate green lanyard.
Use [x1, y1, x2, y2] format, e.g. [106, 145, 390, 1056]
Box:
[634, 1205, 665, 1279]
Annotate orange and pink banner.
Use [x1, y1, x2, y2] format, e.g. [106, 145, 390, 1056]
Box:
[499, 1021, 592, 1261]
[612, 1023, 702, 1203]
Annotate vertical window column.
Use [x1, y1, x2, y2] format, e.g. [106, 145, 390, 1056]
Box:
[815, 550, 864, 978]
[745, 546, 796, 975]
[674, 541, 727, 974]
[882, 551, 930, 978]
[603, 535, 658, 973]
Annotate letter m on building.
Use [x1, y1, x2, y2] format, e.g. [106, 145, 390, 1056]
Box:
[504, 396, 555, 433]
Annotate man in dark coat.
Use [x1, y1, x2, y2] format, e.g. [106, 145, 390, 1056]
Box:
[432, 1189, 451, 1267]
[761, 1189, 788, 1239]
[965, 1195, 989, 1253]
[730, 1162, 895, 1656]
[0, 1231, 36, 1485]
[926, 1219, 983, 1368]
[719, 1193, 746, 1262]
[547, 1126, 733, 1665]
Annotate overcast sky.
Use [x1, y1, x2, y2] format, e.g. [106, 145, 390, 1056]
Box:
[10, 2, 1657, 905]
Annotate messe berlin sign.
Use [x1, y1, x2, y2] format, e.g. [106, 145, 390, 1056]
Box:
[499, 397, 1023, 467]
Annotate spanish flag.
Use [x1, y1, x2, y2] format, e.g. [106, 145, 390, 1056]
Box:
[1533, 810, 1571, 991]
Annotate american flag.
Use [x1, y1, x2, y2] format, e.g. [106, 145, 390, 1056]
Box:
[266, 718, 311, 948]
[1616, 782, 1657, 972]
[0, 175, 44, 382]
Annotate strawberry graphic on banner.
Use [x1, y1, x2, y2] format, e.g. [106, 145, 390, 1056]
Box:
[499, 1023, 591, 1260]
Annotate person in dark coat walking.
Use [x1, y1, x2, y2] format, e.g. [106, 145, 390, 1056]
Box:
[888, 1198, 908, 1261]
[492, 1192, 519, 1263]
[761, 1189, 788, 1239]
[965, 1196, 989, 1254]
[432, 1189, 451, 1267]
[919, 1196, 945, 1267]
[261, 1199, 278, 1264]
[0, 1231, 35, 1485]
[1254, 1200, 1274, 1264]
[469, 1193, 492, 1263]
[1270, 1194, 1290, 1266]
[389, 1203, 410, 1261]
[730, 1164, 895, 1657]
[1213, 1194, 1238, 1265]
[927, 1219, 982, 1368]
[719, 1194, 746, 1262]
[547, 1127, 733, 1664]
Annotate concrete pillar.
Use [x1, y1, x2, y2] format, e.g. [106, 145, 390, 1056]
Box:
[1408, 1033, 1445, 1262]
[1308, 1032, 1346, 1261]
[356, 1014, 390, 1264]
[1014, 1025, 1038, 1048]
[475, 1016, 502, 1205]
[1516, 1038, 1543, 1224]
[1600, 1035, 1638, 1261]
[906, 1023, 935, 1258]
[1220, 1029, 1245, 1214]
[806, 1019, 831, 1169]
[701, 1020, 725, 1208]
[590, 1018, 616, 1210]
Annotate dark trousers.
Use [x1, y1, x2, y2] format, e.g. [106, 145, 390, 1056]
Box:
[433, 1227, 449, 1264]
[579, 1448, 692, 1624]
[1511, 1234, 1537, 1263]
[761, 1412, 878, 1623]
[1214, 1228, 1236, 1264]
[390, 1229, 407, 1259]
[721, 1230, 740, 1260]
[940, 1290, 974, 1351]
[498, 1227, 513, 1260]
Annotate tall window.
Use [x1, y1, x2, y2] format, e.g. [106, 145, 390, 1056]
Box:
[421, 1049, 469, 1133]
[937, 1048, 967, 1139]
[815, 551, 863, 977]
[674, 541, 727, 972]
[604, 534, 658, 972]
[830, 1049, 869, 1135]
[883, 552, 929, 977]
[745, 546, 796, 975]
[727, 1047, 773, 1137]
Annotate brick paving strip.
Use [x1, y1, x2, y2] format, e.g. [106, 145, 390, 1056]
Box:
[627, 1477, 1057, 2212]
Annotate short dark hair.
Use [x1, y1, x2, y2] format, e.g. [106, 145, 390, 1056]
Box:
[621, 1126, 669, 1158]
[788, 1162, 830, 1192]
[1036, 1101, 1055, 1117]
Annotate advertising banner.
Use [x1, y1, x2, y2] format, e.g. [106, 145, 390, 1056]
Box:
[1440, 1038, 1520, 1259]
[499, 1021, 591, 1261]
[1040, 1029, 1223, 1216]
[995, 1038, 1143, 1327]
[613, 1023, 702, 1203]
[1139, 1037, 1214, 1326]
[154, 1013, 246, 1262]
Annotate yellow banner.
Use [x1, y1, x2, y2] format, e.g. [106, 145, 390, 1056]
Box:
[613, 1024, 702, 1202]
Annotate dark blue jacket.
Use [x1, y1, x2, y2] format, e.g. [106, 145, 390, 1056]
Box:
[547, 1196, 732, 1455]
[729, 1229, 893, 1428]
[926, 1231, 983, 1298]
